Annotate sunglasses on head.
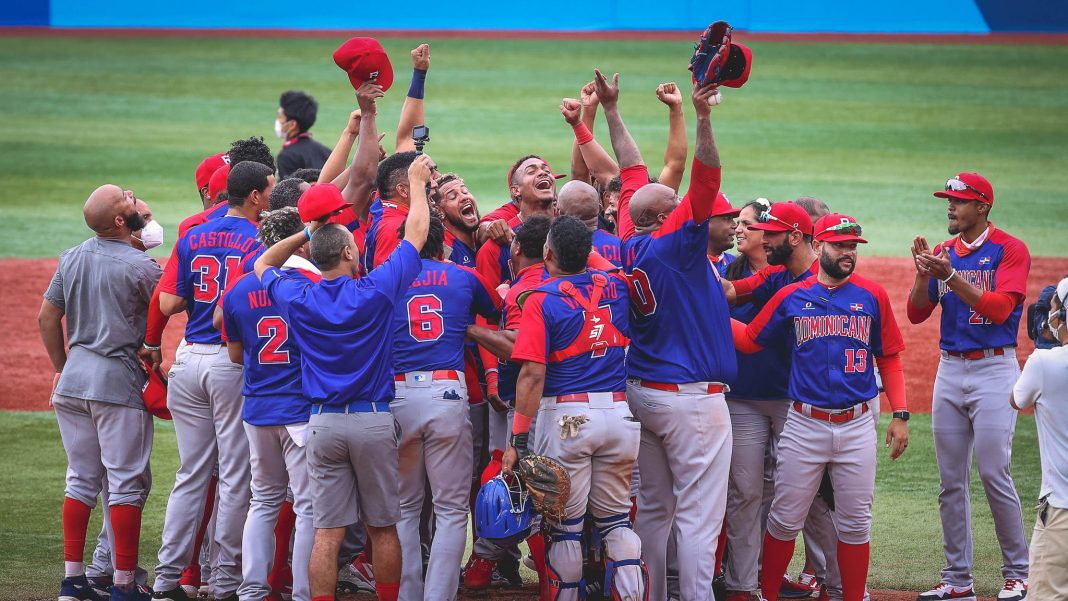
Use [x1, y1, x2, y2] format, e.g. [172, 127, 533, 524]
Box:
[819, 221, 863, 237]
[758, 209, 799, 232]
[945, 178, 988, 201]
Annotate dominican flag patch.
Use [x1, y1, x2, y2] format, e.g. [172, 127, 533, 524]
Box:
[979, 256, 991, 264]
[850, 303, 864, 311]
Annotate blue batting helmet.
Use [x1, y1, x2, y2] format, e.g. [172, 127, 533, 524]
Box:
[475, 475, 534, 545]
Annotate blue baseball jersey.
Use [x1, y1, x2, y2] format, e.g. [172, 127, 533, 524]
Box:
[726, 262, 795, 401]
[444, 231, 477, 268]
[512, 271, 630, 397]
[263, 240, 422, 406]
[593, 229, 623, 268]
[392, 259, 502, 373]
[709, 252, 736, 277]
[747, 274, 905, 409]
[927, 228, 1030, 352]
[221, 265, 320, 426]
[617, 162, 737, 384]
[498, 264, 550, 402]
[174, 215, 263, 344]
[733, 261, 819, 309]
[359, 196, 386, 273]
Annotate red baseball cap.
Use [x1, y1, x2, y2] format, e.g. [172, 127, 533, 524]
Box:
[333, 37, 394, 93]
[195, 152, 229, 190]
[750, 202, 813, 235]
[141, 358, 171, 420]
[506, 155, 566, 190]
[298, 183, 353, 222]
[719, 43, 752, 88]
[208, 164, 230, 204]
[933, 172, 994, 205]
[711, 191, 741, 218]
[814, 213, 867, 244]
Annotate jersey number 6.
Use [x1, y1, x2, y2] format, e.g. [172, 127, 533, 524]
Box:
[408, 294, 445, 341]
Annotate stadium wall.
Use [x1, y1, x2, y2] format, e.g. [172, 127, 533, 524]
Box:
[5, 0, 1068, 33]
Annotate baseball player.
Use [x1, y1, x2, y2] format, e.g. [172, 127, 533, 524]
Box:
[390, 214, 502, 601]
[253, 153, 434, 601]
[433, 172, 482, 267]
[475, 155, 565, 247]
[40, 185, 162, 601]
[219, 206, 324, 601]
[153, 160, 274, 601]
[908, 172, 1031, 601]
[598, 70, 735, 601]
[365, 150, 440, 270]
[707, 192, 739, 275]
[503, 215, 642, 601]
[556, 180, 623, 267]
[731, 213, 910, 601]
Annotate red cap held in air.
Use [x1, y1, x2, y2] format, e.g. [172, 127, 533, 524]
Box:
[298, 183, 353, 222]
[749, 202, 813, 236]
[333, 37, 394, 93]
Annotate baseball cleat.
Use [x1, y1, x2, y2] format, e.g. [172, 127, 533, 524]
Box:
[107, 584, 152, 601]
[336, 559, 376, 594]
[59, 575, 109, 601]
[494, 557, 524, 587]
[916, 583, 977, 601]
[87, 576, 113, 599]
[997, 579, 1027, 601]
[150, 586, 196, 601]
[462, 554, 494, 589]
[779, 572, 821, 599]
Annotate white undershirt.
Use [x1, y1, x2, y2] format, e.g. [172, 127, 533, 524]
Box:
[1014, 344, 1068, 508]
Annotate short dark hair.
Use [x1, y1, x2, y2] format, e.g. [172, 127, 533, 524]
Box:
[257, 207, 304, 247]
[515, 216, 551, 260]
[400, 212, 446, 260]
[228, 161, 274, 207]
[269, 177, 306, 211]
[375, 151, 419, 201]
[290, 168, 321, 184]
[547, 216, 591, 273]
[228, 136, 276, 172]
[606, 175, 622, 193]
[279, 90, 318, 133]
[508, 154, 543, 188]
[310, 223, 351, 270]
[431, 172, 461, 204]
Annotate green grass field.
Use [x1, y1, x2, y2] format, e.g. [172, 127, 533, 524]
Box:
[0, 411, 1042, 600]
[0, 35, 1067, 258]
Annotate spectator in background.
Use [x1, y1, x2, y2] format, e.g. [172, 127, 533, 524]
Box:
[276, 90, 332, 178]
[1012, 277, 1068, 600]
[1012, 277, 1068, 601]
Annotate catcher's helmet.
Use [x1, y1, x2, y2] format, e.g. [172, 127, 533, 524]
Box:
[475, 475, 534, 545]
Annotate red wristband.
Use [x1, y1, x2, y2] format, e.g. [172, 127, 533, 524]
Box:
[512, 412, 533, 435]
[572, 122, 594, 145]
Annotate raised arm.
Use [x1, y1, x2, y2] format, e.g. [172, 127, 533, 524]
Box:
[395, 43, 430, 153]
[685, 83, 724, 223]
[403, 154, 433, 251]
[596, 69, 644, 170]
[561, 97, 618, 185]
[568, 81, 599, 183]
[255, 224, 320, 280]
[317, 109, 361, 185]
[342, 81, 386, 220]
[656, 82, 688, 192]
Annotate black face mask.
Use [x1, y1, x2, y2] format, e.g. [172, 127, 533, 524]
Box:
[125, 211, 147, 233]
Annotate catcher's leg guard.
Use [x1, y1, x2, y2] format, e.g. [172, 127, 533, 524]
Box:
[595, 513, 648, 601]
[546, 516, 586, 601]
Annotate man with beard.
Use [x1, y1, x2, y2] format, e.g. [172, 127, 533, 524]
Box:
[707, 192, 740, 276]
[725, 202, 817, 307]
[732, 213, 910, 601]
[432, 173, 482, 267]
[908, 172, 1031, 601]
[40, 185, 162, 601]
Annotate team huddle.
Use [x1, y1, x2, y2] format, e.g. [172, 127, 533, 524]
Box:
[42, 37, 1038, 601]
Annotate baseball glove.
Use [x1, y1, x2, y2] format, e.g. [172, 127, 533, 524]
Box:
[689, 21, 733, 86]
[515, 454, 571, 523]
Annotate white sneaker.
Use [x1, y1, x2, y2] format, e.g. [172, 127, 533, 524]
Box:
[916, 583, 976, 601]
[997, 579, 1027, 601]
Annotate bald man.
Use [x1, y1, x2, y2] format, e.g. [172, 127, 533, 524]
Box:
[597, 69, 735, 601]
[557, 180, 622, 267]
[40, 184, 162, 601]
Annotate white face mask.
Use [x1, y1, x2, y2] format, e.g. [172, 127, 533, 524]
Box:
[274, 119, 287, 140]
[134, 220, 165, 250]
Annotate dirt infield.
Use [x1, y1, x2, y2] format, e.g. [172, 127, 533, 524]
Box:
[338, 588, 993, 601]
[3, 256, 1065, 412]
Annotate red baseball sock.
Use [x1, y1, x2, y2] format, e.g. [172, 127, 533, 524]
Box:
[268, 501, 296, 591]
[759, 532, 795, 601]
[629, 495, 638, 523]
[376, 581, 400, 601]
[312, 596, 333, 601]
[837, 541, 870, 601]
[714, 519, 728, 576]
[183, 476, 217, 582]
[109, 504, 143, 571]
[63, 497, 93, 563]
[526, 532, 548, 601]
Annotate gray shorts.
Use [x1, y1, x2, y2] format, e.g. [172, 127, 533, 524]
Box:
[307, 409, 401, 529]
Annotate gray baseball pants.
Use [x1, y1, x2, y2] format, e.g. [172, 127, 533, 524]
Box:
[393, 374, 473, 601]
[932, 351, 1028, 587]
[155, 343, 250, 597]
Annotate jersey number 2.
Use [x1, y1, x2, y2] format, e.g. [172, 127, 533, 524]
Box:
[256, 316, 290, 364]
[408, 295, 445, 341]
[192, 255, 242, 303]
[844, 348, 868, 373]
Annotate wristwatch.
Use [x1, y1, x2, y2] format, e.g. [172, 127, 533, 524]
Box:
[892, 410, 910, 422]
